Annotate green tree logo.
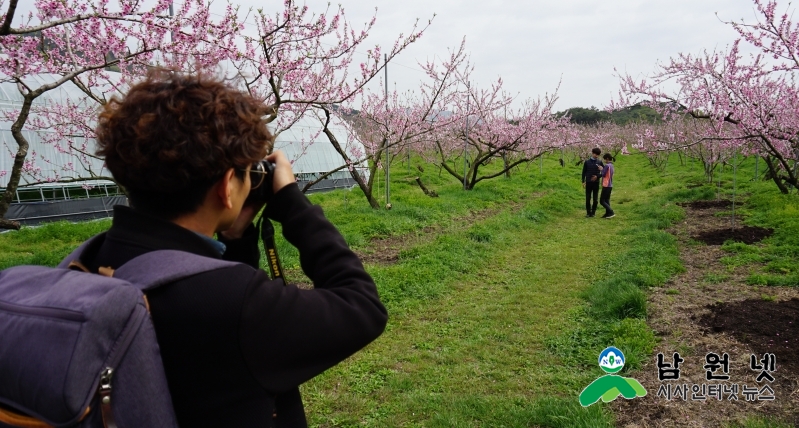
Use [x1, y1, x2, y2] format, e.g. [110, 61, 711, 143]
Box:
[579, 347, 647, 407]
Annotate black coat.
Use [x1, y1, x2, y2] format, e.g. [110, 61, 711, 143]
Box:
[581, 157, 604, 184]
[80, 184, 387, 427]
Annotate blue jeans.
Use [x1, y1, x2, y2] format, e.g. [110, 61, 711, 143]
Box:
[600, 187, 614, 216]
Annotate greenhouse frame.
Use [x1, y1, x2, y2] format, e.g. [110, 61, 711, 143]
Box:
[0, 74, 369, 225]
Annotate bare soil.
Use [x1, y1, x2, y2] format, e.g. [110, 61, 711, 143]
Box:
[699, 298, 799, 377]
[677, 200, 733, 209]
[692, 226, 774, 246]
[613, 202, 799, 428]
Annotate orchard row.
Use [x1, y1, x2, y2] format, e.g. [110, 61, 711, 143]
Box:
[1, 0, 796, 228]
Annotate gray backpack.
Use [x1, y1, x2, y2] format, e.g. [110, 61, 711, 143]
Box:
[0, 234, 238, 427]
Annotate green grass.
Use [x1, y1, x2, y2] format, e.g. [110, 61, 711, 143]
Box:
[545, 154, 698, 381]
[717, 187, 799, 287]
[0, 219, 111, 269]
[689, 156, 799, 288]
[2, 150, 797, 426]
[301, 153, 696, 426]
[303, 211, 620, 427]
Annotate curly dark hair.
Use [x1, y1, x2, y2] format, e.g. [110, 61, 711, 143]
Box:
[96, 70, 272, 219]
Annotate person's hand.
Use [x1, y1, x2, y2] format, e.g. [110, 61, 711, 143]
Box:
[265, 150, 296, 194]
[219, 151, 295, 240]
[219, 201, 264, 240]
[582, 182, 586, 188]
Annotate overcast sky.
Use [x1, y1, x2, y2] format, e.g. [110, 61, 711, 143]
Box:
[231, 0, 765, 110]
[16, 0, 772, 110]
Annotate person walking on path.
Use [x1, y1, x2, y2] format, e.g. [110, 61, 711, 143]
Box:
[581, 148, 604, 217]
[599, 153, 615, 218]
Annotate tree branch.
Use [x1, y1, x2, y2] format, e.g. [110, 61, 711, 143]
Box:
[300, 157, 367, 193]
[0, 0, 18, 35]
[473, 158, 530, 185]
[4, 12, 168, 35]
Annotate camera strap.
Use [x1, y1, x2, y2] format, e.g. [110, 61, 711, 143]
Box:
[257, 213, 286, 286]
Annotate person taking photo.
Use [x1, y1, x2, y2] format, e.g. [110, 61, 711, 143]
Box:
[76, 70, 387, 427]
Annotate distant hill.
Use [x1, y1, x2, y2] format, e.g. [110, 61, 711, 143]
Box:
[556, 104, 661, 126]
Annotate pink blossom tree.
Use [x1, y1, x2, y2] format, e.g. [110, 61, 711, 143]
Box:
[229, 0, 429, 171]
[431, 77, 568, 190]
[561, 121, 618, 166]
[0, 0, 242, 229]
[314, 40, 468, 208]
[615, 0, 799, 193]
[0, 0, 430, 227]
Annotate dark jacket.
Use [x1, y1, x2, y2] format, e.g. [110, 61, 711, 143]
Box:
[581, 157, 604, 184]
[80, 183, 387, 428]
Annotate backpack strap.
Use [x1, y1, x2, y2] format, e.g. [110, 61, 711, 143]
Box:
[58, 234, 240, 292]
[110, 250, 241, 292]
[57, 233, 107, 269]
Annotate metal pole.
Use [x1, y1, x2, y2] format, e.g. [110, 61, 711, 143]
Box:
[463, 81, 470, 190]
[755, 155, 759, 180]
[169, 2, 175, 43]
[732, 151, 737, 229]
[384, 54, 390, 207]
[376, 162, 380, 206]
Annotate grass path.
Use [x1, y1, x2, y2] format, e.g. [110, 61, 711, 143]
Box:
[304, 211, 630, 427]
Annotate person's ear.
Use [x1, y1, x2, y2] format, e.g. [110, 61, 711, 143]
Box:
[216, 168, 236, 210]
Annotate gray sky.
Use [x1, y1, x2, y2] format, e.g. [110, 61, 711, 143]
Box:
[235, 0, 762, 110]
[14, 0, 768, 110]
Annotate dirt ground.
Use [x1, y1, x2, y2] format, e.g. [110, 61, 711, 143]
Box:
[613, 201, 799, 427]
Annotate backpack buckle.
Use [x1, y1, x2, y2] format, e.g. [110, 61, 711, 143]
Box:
[99, 367, 117, 428]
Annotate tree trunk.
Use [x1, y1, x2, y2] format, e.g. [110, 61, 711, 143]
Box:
[440, 159, 470, 189]
[0, 95, 34, 229]
[502, 151, 511, 178]
[413, 177, 438, 197]
[319, 112, 381, 209]
[763, 156, 791, 194]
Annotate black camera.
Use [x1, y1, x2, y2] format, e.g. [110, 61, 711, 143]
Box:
[247, 160, 276, 203]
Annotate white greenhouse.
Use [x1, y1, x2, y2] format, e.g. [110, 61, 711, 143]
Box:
[0, 74, 368, 225]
